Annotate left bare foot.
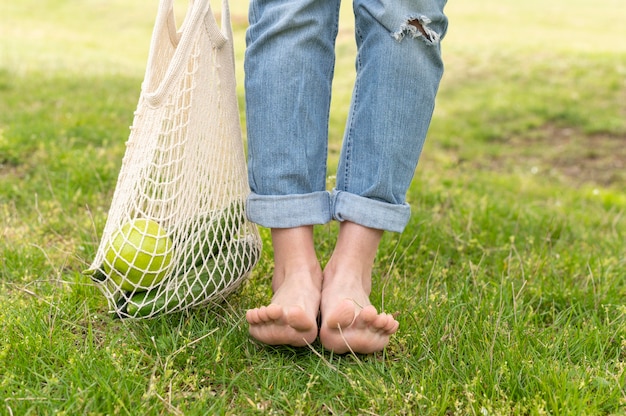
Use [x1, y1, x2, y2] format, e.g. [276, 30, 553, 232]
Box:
[318, 222, 398, 354]
[319, 274, 398, 354]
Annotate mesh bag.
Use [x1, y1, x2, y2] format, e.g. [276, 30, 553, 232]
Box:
[84, 0, 261, 319]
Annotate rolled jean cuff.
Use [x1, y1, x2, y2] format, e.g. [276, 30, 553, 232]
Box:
[331, 190, 410, 233]
[246, 191, 332, 228]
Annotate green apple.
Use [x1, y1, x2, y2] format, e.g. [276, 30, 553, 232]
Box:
[104, 219, 173, 292]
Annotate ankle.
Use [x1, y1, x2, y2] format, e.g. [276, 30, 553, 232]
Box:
[272, 256, 323, 293]
[324, 256, 373, 294]
[270, 225, 322, 289]
[273, 268, 322, 295]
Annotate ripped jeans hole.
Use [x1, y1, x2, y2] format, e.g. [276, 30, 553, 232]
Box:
[393, 16, 441, 44]
[408, 19, 431, 40]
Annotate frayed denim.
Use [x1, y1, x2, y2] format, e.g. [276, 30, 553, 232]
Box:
[245, 0, 448, 233]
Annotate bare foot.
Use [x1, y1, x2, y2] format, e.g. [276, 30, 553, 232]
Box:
[246, 226, 322, 347]
[246, 270, 321, 347]
[319, 222, 399, 354]
[319, 277, 399, 354]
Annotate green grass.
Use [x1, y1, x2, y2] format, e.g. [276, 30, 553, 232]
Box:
[1, 0, 625, 414]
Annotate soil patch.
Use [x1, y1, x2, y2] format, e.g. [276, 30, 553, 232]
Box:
[479, 124, 625, 187]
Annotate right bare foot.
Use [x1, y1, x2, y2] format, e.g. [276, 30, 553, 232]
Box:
[246, 226, 322, 347]
[246, 268, 321, 347]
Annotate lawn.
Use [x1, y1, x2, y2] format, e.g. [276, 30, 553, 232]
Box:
[1, 0, 625, 415]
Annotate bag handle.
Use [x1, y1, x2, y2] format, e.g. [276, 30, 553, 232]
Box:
[143, 0, 231, 107]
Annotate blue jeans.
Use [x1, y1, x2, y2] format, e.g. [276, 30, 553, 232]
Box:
[245, 0, 448, 232]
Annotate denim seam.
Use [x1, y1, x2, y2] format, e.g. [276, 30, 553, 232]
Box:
[323, 1, 342, 186]
[342, 37, 363, 194]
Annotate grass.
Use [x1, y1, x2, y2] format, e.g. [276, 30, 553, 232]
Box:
[1, 0, 625, 414]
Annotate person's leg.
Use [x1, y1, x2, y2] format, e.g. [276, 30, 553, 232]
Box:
[320, 0, 448, 353]
[335, 0, 448, 222]
[244, 0, 341, 346]
[244, 0, 341, 217]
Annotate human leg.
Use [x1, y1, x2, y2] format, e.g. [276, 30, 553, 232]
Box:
[244, 0, 341, 346]
[333, 0, 448, 231]
[320, 0, 448, 353]
[244, 0, 341, 227]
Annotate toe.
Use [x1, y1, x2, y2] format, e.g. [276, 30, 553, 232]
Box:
[246, 308, 260, 324]
[371, 313, 386, 330]
[377, 314, 399, 333]
[286, 306, 317, 331]
[256, 306, 269, 322]
[387, 319, 400, 334]
[265, 304, 283, 321]
[325, 299, 358, 329]
[358, 305, 379, 325]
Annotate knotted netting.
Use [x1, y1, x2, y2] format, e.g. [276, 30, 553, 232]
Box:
[85, 0, 261, 319]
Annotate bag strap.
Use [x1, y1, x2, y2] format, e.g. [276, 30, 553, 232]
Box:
[143, 0, 231, 107]
[165, 6, 181, 46]
[207, 0, 230, 50]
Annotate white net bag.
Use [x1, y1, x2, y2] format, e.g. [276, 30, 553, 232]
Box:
[85, 0, 261, 319]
